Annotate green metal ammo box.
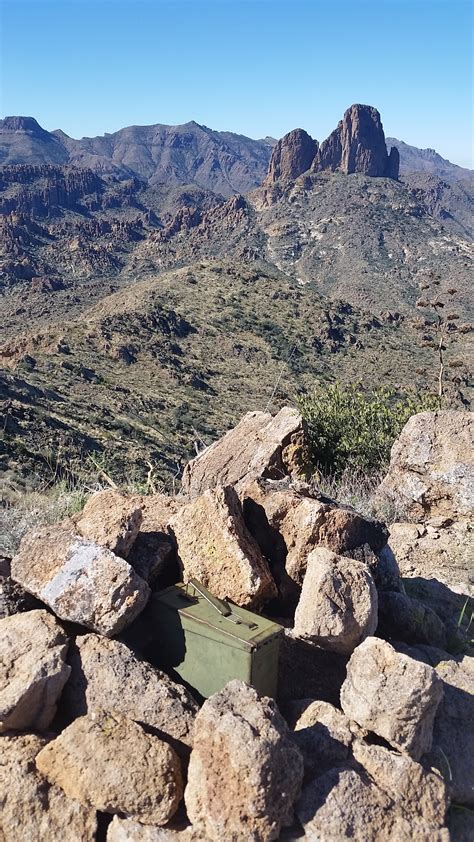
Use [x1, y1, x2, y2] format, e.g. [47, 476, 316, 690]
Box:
[150, 580, 283, 699]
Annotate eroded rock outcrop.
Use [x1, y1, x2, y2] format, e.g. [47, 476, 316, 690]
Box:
[10, 524, 150, 636]
[243, 477, 387, 603]
[185, 680, 303, 841]
[377, 410, 474, 521]
[63, 634, 198, 749]
[340, 636, 443, 760]
[0, 609, 70, 733]
[169, 485, 276, 608]
[312, 103, 399, 179]
[180, 406, 304, 499]
[265, 128, 318, 184]
[36, 710, 183, 825]
[293, 547, 378, 655]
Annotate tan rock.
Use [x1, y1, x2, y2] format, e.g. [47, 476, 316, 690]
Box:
[352, 742, 449, 836]
[297, 741, 448, 841]
[377, 410, 474, 521]
[0, 609, 70, 732]
[107, 816, 206, 841]
[404, 645, 474, 807]
[137, 493, 184, 531]
[0, 733, 97, 841]
[36, 711, 183, 824]
[243, 478, 387, 600]
[169, 485, 276, 607]
[76, 489, 143, 558]
[181, 406, 305, 499]
[128, 492, 183, 584]
[386, 518, 473, 597]
[11, 524, 150, 636]
[291, 700, 357, 781]
[64, 634, 198, 749]
[185, 680, 303, 841]
[340, 637, 443, 759]
[293, 548, 378, 655]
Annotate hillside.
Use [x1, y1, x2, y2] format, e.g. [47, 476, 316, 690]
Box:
[0, 117, 274, 197]
[0, 105, 472, 492]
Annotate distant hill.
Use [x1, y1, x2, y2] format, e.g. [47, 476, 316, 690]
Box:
[0, 116, 274, 197]
[386, 137, 473, 182]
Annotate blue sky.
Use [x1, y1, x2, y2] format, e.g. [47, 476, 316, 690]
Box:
[1, 0, 472, 167]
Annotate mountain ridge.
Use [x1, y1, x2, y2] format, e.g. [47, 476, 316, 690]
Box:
[1, 114, 472, 192]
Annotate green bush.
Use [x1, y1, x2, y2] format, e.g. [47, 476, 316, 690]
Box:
[298, 383, 437, 477]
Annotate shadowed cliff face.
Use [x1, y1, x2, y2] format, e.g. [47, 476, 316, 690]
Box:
[312, 104, 399, 179]
[265, 129, 318, 184]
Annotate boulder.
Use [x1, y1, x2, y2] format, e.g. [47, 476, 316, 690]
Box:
[386, 518, 473, 597]
[11, 524, 150, 636]
[340, 637, 443, 759]
[312, 103, 399, 179]
[64, 634, 198, 749]
[290, 700, 359, 781]
[0, 609, 71, 732]
[293, 548, 378, 655]
[76, 489, 143, 558]
[36, 710, 183, 825]
[297, 742, 448, 841]
[377, 410, 473, 521]
[243, 478, 387, 602]
[430, 652, 474, 807]
[185, 680, 304, 841]
[180, 406, 305, 499]
[402, 645, 474, 807]
[0, 733, 97, 841]
[265, 128, 318, 184]
[377, 590, 447, 648]
[169, 485, 276, 608]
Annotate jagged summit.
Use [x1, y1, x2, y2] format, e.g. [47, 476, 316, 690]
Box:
[265, 128, 318, 184]
[264, 104, 399, 184]
[312, 104, 399, 179]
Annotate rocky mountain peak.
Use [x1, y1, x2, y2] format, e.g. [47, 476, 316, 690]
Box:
[265, 128, 318, 184]
[0, 116, 48, 135]
[313, 103, 399, 179]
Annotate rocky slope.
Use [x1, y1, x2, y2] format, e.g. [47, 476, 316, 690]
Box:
[1, 408, 472, 840]
[0, 105, 472, 489]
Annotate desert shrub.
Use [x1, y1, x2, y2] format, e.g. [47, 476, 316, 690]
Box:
[298, 382, 437, 477]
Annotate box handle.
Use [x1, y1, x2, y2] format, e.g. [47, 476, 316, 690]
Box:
[187, 578, 232, 617]
[187, 578, 258, 630]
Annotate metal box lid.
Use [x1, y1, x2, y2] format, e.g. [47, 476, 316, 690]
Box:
[153, 580, 283, 652]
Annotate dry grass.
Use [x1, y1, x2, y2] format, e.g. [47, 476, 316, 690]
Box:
[0, 480, 91, 557]
[315, 467, 409, 524]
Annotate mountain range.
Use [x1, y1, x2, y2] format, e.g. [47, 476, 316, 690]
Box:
[0, 104, 472, 493]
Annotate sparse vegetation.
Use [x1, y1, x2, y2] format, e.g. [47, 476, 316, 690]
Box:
[298, 382, 438, 477]
[0, 480, 89, 556]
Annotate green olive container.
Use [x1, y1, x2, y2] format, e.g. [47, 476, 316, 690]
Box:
[150, 579, 283, 699]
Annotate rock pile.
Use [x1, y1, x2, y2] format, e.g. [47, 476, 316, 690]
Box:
[1, 406, 472, 839]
